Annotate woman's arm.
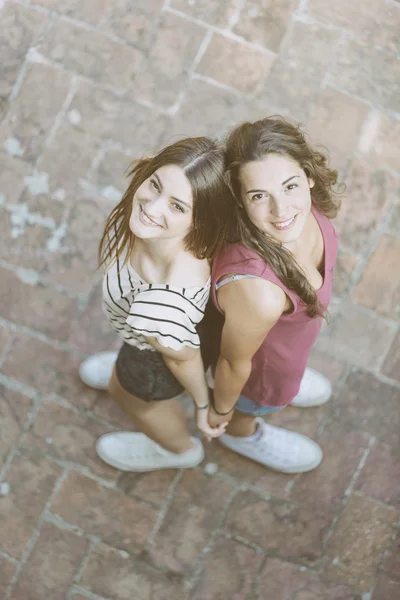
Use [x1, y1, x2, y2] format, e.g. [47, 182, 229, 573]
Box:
[144, 337, 228, 438]
[212, 277, 287, 415]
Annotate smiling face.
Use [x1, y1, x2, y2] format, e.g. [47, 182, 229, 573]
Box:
[239, 153, 314, 246]
[129, 164, 194, 242]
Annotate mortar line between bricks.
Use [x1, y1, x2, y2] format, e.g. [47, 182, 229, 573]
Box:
[68, 585, 111, 600]
[0, 551, 20, 566]
[226, 0, 247, 31]
[164, 6, 277, 57]
[191, 72, 242, 94]
[322, 436, 375, 550]
[4, 466, 72, 600]
[353, 489, 400, 514]
[0, 316, 91, 357]
[144, 469, 184, 547]
[188, 483, 241, 595]
[166, 29, 214, 117]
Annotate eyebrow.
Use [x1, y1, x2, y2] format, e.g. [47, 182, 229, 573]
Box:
[246, 175, 300, 194]
[154, 173, 192, 209]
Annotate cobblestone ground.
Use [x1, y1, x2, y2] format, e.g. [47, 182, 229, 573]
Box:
[0, 1, 399, 599]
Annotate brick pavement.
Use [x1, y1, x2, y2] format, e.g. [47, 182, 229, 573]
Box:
[0, 1, 399, 598]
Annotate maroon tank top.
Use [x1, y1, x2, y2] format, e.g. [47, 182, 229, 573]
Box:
[211, 208, 339, 407]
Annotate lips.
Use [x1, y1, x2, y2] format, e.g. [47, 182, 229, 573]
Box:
[139, 205, 162, 228]
[272, 213, 298, 231]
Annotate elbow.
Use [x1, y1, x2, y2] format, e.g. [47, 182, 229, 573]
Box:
[219, 356, 252, 381]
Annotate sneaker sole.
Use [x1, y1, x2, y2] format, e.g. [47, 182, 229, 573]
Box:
[96, 437, 204, 472]
[218, 437, 322, 474]
[290, 386, 332, 408]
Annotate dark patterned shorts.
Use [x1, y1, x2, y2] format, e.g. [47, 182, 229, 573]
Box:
[115, 343, 184, 402]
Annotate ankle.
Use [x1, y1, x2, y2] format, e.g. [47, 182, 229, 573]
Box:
[163, 439, 195, 454]
[226, 419, 257, 438]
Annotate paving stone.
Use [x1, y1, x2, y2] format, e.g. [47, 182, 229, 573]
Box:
[332, 250, 359, 296]
[352, 234, 400, 320]
[258, 21, 340, 121]
[197, 34, 274, 93]
[192, 535, 263, 600]
[0, 2, 47, 99]
[334, 159, 395, 254]
[382, 329, 400, 383]
[225, 490, 328, 562]
[36, 123, 101, 198]
[171, 0, 238, 28]
[330, 39, 400, 114]
[332, 370, 400, 450]
[168, 78, 243, 139]
[42, 19, 143, 91]
[21, 397, 118, 482]
[0, 555, 17, 598]
[43, 198, 107, 294]
[0, 322, 13, 356]
[2, 334, 101, 409]
[9, 521, 89, 600]
[0, 451, 61, 558]
[0, 267, 77, 342]
[51, 470, 158, 554]
[359, 113, 400, 174]
[234, 0, 295, 53]
[266, 402, 327, 438]
[254, 557, 360, 600]
[68, 81, 167, 153]
[0, 64, 71, 161]
[383, 532, 400, 578]
[0, 385, 33, 463]
[307, 87, 369, 171]
[388, 191, 400, 235]
[134, 12, 205, 107]
[87, 147, 129, 198]
[291, 423, 369, 527]
[324, 493, 399, 591]
[91, 394, 132, 430]
[118, 469, 177, 508]
[79, 542, 189, 600]
[101, 0, 164, 47]
[308, 348, 346, 384]
[33, 0, 109, 25]
[372, 573, 400, 600]
[355, 441, 400, 508]
[147, 470, 235, 574]
[68, 283, 120, 355]
[307, 0, 400, 55]
[316, 299, 395, 369]
[0, 153, 30, 204]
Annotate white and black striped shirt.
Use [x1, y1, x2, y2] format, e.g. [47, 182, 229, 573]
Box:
[102, 255, 210, 352]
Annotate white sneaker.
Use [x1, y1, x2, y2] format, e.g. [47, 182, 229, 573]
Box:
[219, 418, 322, 473]
[79, 351, 118, 390]
[96, 431, 204, 472]
[290, 367, 332, 408]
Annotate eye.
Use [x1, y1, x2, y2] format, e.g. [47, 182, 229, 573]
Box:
[251, 193, 266, 202]
[150, 178, 160, 192]
[171, 202, 185, 213]
[286, 183, 298, 191]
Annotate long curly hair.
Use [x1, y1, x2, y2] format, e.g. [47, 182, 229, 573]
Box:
[99, 137, 233, 270]
[224, 117, 341, 317]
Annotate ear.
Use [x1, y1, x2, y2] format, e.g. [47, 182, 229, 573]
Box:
[308, 178, 315, 189]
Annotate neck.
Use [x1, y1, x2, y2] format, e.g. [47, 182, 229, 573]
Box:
[134, 237, 186, 266]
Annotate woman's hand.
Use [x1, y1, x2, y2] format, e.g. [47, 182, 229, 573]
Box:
[196, 406, 228, 441]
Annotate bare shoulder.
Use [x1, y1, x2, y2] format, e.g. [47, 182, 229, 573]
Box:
[218, 277, 286, 324]
[166, 253, 210, 287]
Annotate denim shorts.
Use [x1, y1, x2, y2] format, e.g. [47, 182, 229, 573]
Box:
[235, 395, 285, 417]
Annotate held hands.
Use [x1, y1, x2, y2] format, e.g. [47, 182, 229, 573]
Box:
[196, 405, 229, 441]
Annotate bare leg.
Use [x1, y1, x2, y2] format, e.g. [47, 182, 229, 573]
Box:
[226, 410, 257, 437]
[108, 368, 194, 454]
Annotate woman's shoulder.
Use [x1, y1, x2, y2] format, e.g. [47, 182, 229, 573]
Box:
[165, 254, 210, 288]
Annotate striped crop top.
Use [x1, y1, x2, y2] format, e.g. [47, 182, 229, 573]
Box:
[102, 254, 210, 352]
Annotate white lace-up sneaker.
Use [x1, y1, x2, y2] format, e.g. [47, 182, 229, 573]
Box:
[219, 418, 322, 473]
[96, 431, 204, 472]
[79, 351, 118, 390]
[290, 367, 332, 408]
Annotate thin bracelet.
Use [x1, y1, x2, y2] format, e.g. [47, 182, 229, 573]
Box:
[210, 391, 235, 416]
[196, 403, 209, 410]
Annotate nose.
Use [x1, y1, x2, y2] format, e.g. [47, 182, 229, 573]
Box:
[270, 195, 289, 219]
[143, 195, 164, 219]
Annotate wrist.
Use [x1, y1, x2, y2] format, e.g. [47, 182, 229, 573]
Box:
[210, 389, 235, 416]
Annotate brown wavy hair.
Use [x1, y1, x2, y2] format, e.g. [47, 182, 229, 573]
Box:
[224, 116, 341, 317]
[99, 137, 232, 270]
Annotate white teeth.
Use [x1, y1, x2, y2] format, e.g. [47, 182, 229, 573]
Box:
[274, 216, 295, 229]
[141, 207, 159, 226]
